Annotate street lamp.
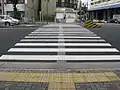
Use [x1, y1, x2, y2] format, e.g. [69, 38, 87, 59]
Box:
[45, 0, 49, 24]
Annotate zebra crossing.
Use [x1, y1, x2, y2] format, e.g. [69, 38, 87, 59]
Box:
[0, 24, 120, 63]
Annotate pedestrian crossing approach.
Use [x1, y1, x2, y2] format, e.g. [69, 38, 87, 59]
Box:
[0, 24, 120, 63]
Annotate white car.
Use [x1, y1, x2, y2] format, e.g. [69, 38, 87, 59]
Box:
[0, 15, 20, 27]
[100, 20, 107, 23]
[9, 16, 20, 25]
[93, 19, 99, 23]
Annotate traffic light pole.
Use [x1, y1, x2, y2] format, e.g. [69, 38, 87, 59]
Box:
[46, 0, 49, 24]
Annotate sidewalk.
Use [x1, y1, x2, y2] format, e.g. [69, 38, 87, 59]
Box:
[18, 22, 46, 27]
[0, 22, 46, 28]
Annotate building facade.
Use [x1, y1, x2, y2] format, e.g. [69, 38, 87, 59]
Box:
[41, 0, 78, 22]
[41, 0, 56, 21]
[26, 0, 40, 21]
[89, 0, 120, 21]
[0, 0, 40, 21]
[0, 0, 78, 21]
[56, 0, 78, 23]
[56, 0, 77, 9]
[0, 0, 26, 18]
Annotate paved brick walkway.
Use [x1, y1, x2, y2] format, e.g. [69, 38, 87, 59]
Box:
[0, 69, 119, 90]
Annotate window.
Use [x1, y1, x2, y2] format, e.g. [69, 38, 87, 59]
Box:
[7, 0, 25, 4]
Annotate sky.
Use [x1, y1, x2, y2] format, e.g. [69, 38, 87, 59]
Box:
[81, 0, 91, 8]
[81, 0, 90, 3]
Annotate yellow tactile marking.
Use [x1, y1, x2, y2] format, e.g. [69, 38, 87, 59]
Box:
[48, 82, 75, 90]
[0, 72, 119, 83]
[104, 72, 120, 81]
[0, 71, 119, 90]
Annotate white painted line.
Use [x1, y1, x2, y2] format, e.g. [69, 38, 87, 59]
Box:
[64, 43, 111, 46]
[35, 30, 89, 32]
[64, 39, 105, 42]
[15, 43, 59, 46]
[64, 48, 119, 52]
[15, 43, 111, 46]
[25, 36, 101, 39]
[20, 39, 105, 42]
[65, 55, 120, 60]
[20, 39, 59, 42]
[1, 55, 120, 61]
[31, 32, 94, 34]
[0, 55, 58, 60]
[8, 48, 59, 52]
[43, 24, 82, 28]
[28, 33, 97, 36]
[29, 33, 95, 35]
[35, 30, 55, 31]
[8, 48, 119, 52]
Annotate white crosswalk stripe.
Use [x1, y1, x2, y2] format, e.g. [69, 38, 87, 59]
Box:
[28, 33, 97, 36]
[0, 55, 120, 61]
[15, 43, 111, 46]
[25, 36, 101, 39]
[0, 24, 120, 63]
[31, 32, 93, 34]
[20, 39, 105, 42]
[8, 48, 119, 52]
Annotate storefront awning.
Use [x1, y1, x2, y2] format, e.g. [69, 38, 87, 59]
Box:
[88, 4, 120, 11]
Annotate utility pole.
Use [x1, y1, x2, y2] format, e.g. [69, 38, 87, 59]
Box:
[4, 0, 7, 15]
[32, 0, 35, 23]
[45, 0, 49, 24]
[79, 0, 82, 21]
[25, 0, 28, 19]
[1, 0, 5, 15]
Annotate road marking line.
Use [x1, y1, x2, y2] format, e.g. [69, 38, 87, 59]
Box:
[8, 48, 59, 52]
[65, 55, 120, 60]
[15, 43, 111, 46]
[20, 39, 105, 42]
[29, 33, 96, 35]
[0, 55, 59, 60]
[8, 48, 119, 52]
[25, 36, 101, 39]
[1, 55, 120, 60]
[31, 32, 94, 34]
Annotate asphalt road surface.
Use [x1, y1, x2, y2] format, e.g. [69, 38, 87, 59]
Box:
[0, 24, 119, 69]
[0, 27, 38, 56]
[0, 24, 120, 90]
[90, 23, 120, 51]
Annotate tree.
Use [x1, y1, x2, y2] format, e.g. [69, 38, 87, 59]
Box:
[9, 0, 21, 19]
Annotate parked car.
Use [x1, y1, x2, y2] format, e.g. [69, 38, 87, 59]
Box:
[9, 16, 20, 25]
[93, 19, 107, 23]
[0, 15, 20, 27]
[99, 20, 107, 23]
[107, 19, 118, 23]
[93, 19, 99, 23]
[113, 14, 120, 23]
